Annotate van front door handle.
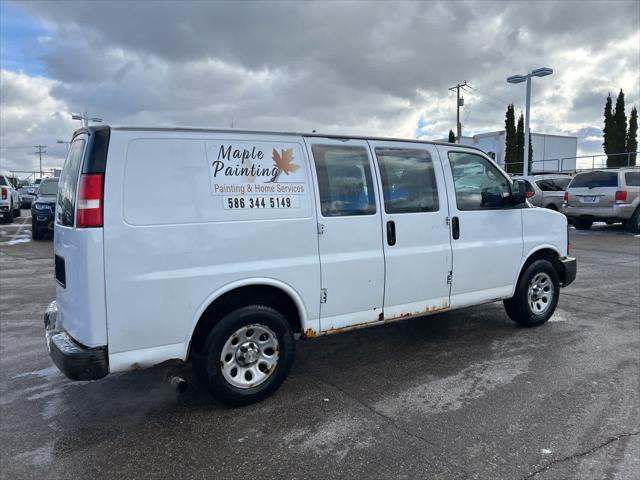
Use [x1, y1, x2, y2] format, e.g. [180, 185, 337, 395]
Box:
[451, 216, 460, 240]
[387, 220, 396, 246]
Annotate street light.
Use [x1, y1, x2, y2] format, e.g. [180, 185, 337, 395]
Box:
[57, 140, 70, 152]
[507, 67, 553, 176]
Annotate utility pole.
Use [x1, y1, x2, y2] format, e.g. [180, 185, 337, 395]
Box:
[34, 145, 46, 179]
[72, 110, 102, 127]
[448, 81, 468, 142]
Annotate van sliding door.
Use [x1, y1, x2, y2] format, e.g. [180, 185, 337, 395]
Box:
[305, 138, 385, 332]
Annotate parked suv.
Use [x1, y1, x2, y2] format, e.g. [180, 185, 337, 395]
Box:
[513, 174, 572, 211]
[562, 168, 640, 232]
[0, 174, 21, 223]
[43, 126, 576, 406]
[31, 177, 59, 239]
[19, 186, 37, 208]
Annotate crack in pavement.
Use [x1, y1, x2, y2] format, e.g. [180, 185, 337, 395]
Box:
[305, 370, 471, 479]
[524, 431, 640, 479]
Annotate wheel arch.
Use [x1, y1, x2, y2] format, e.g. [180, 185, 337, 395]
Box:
[186, 278, 311, 360]
[511, 246, 564, 297]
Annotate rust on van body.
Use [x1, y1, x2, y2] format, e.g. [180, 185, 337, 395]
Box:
[300, 302, 449, 339]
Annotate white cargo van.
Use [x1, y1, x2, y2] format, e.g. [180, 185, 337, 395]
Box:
[45, 126, 576, 405]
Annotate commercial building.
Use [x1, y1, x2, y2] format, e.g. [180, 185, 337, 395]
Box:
[437, 131, 578, 172]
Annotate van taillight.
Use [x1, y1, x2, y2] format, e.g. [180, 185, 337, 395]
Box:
[76, 173, 103, 227]
[1, 188, 6, 200]
[614, 190, 627, 203]
[563, 191, 569, 203]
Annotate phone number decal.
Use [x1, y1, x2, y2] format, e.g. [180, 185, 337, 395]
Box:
[223, 196, 300, 210]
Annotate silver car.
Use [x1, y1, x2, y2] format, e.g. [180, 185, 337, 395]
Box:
[562, 168, 640, 232]
[513, 174, 572, 211]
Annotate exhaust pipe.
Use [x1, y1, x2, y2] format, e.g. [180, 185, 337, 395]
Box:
[167, 375, 188, 393]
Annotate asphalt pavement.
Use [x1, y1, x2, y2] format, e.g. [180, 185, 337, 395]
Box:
[1, 215, 639, 479]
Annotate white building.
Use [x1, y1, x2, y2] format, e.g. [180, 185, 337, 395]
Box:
[437, 131, 578, 172]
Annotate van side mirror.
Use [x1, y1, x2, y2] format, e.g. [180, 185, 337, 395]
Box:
[510, 179, 527, 205]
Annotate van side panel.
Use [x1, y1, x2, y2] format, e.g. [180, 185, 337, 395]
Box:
[102, 131, 320, 369]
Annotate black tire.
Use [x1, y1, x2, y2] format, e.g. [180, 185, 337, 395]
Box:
[627, 208, 640, 234]
[13, 204, 20, 217]
[193, 305, 294, 406]
[545, 204, 558, 211]
[574, 218, 593, 230]
[32, 226, 44, 240]
[5, 202, 14, 223]
[504, 259, 560, 327]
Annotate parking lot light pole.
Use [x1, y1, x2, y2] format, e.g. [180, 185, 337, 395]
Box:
[507, 67, 553, 176]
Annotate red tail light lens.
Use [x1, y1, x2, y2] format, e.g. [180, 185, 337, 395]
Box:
[614, 190, 627, 203]
[563, 191, 569, 203]
[1, 188, 6, 200]
[76, 173, 103, 227]
[526, 190, 535, 198]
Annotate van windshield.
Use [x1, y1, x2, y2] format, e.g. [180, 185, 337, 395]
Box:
[56, 138, 86, 226]
[569, 171, 618, 189]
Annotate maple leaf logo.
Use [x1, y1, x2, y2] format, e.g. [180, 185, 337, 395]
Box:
[270, 148, 299, 182]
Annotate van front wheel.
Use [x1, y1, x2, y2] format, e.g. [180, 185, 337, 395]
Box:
[504, 259, 560, 327]
[194, 305, 294, 406]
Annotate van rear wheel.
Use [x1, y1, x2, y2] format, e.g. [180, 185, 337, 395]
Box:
[193, 305, 294, 406]
[504, 259, 560, 327]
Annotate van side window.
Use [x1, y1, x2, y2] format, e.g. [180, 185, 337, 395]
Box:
[311, 145, 376, 217]
[57, 138, 86, 226]
[448, 152, 511, 210]
[375, 148, 439, 213]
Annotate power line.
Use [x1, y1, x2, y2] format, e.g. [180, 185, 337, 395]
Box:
[464, 84, 513, 109]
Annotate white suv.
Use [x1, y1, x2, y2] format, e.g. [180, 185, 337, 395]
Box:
[44, 126, 576, 406]
[0, 174, 21, 223]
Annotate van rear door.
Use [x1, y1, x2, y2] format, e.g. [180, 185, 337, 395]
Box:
[54, 127, 109, 348]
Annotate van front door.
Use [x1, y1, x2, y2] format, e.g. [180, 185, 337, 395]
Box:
[306, 138, 385, 332]
[369, 141, 453, 317]
[437, 147, 523, 307]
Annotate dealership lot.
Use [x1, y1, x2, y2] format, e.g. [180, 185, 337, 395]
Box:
[1, 221, 638, 479]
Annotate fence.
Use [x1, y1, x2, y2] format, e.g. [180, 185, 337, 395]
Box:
[504, 151, 638, 175]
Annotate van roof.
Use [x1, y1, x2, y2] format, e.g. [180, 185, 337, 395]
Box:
[72, 125, 486, 154]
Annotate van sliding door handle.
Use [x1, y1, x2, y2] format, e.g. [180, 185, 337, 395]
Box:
[387, 220, 396, 246]
[451, 216, 460, 240]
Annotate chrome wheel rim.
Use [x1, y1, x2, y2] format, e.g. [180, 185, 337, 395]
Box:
[528, 272, 554, 315]
[220, 324, 279, 389]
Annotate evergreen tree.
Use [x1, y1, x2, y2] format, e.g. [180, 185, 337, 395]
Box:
[528, 136, 534, 173]
[627, 106, 638, 166]
[504, 104, 518, 173]
[603, 93, 613, 155]
[516, 113, 525, 168]
[448, 129, 456, 143]
[609, 89, 627, 167]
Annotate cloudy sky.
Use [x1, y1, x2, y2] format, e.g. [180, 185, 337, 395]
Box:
[1, 0, 638, 175]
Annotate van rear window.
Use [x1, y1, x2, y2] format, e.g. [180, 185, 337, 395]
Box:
[56, 138, 86, 226]
[569, 171, 618, 189]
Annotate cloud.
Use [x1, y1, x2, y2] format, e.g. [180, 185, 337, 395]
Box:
[1, 0, 638, 176]
[0, 70, 75, 174]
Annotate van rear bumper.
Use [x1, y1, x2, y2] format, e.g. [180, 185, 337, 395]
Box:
[44, 301, 108, 381]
